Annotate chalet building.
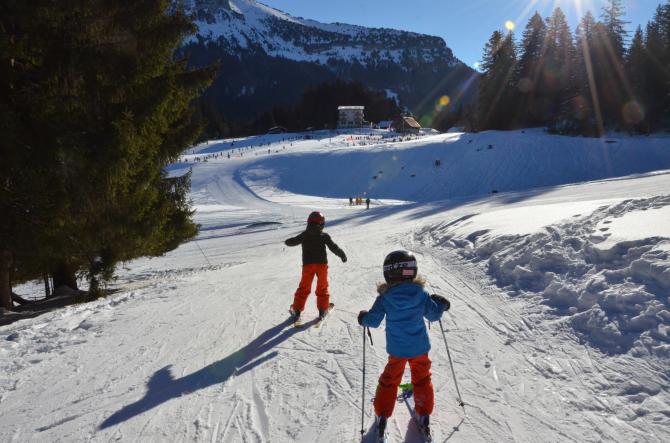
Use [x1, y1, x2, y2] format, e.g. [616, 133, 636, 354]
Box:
[338, 106, 365, 128]
[391, 116, 421, 134]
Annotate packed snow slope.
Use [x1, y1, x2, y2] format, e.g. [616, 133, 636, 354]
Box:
[181, 128, 670, 203]
[1, 129, 670, 442]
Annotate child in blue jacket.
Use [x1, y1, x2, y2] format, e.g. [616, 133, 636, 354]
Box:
[358, 250, 450, 438]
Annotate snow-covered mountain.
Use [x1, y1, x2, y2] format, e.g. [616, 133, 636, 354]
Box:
[179, 0, 477, 121]
[184, 0, 459, 67]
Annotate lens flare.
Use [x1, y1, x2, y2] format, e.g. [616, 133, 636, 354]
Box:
[505, 21, 515, 31]
[439, 95, 450, 107]
[622, 101, 644, 125]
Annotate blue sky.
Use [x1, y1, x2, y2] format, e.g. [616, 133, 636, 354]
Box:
[261, 0, 664, 68]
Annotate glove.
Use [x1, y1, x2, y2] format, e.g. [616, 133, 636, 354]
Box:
[341, 254, 347, 263]
[431, 294, 450, 311]
[357, 310, 368, 326]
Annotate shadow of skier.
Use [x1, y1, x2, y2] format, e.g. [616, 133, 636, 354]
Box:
[99, 317, 317, 429]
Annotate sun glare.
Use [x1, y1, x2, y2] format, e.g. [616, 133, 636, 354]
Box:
[505, 20, 515, 31]
[508, 0, 601, 31]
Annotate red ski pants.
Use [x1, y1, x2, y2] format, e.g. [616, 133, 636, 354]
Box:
[291, 264, 329, 312]
[374, 354, 434, 417]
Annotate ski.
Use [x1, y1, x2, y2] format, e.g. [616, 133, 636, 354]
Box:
[315, 302, 335, 328]
[399, 385, 433, 442]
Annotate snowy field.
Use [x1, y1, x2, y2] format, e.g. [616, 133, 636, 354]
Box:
[2, 129, 670, 442]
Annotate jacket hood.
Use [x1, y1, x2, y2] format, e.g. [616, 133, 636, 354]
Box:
[377, 277, 425, 295]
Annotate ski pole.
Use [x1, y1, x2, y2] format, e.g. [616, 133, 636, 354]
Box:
[360, 327, 367, 440]
[439, 319, 466, 411]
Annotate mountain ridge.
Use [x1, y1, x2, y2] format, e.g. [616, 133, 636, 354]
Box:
[179, 0, 478, 128]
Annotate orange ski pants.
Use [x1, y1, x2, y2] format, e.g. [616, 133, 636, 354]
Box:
[374, 354, 434, 417]
[291, 264, 330, 312]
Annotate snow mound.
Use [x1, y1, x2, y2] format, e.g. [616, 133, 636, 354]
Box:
[421, 195, 670, 356]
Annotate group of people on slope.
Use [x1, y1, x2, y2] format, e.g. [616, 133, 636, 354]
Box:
[284, 211, 451, 438]
[350, 196, 371, 209]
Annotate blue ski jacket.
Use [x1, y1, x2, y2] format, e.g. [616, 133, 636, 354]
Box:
[361, 283, 445, 358]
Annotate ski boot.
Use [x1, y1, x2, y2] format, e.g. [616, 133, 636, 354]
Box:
[417, 415, 432, 442]
[289, 307, 301, 323]
[374, 415, 387, 443]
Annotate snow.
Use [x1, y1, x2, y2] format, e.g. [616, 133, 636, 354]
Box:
[2, 128, 670, 442]
[594, 205, 670, 249]
[419, 194, 670, 357]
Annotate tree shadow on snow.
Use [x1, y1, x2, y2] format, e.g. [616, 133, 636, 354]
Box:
[99, 317, 317, 429]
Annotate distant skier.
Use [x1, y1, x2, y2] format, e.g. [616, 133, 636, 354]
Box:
[358, 250, 450, 440]
[365, 197, 370, 209]
[285, 212, 347, 322]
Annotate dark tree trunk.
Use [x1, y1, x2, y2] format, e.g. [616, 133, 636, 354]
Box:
[52, 261, 78, 292]
[0, 251, 13, 311]
[43, 273, 51, 298]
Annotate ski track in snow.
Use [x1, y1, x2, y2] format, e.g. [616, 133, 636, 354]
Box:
[2, 129, 670, 442]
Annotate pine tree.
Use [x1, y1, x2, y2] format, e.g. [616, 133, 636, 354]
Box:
[602, 0, 629, 59]
[657, 2, 670, 121]
[598, 0, 630, 127]
[478, 30, 518, 129]
[1, 1, 216, 304]
[624, 26, 649, 132]
[65, 0, 216, 290]
[516, 12, 548, 126]
[0, 1, 76, 308]
[566, 11, 603, 135]
[644, 7, 667, 127]
[544, 8, 576, 124]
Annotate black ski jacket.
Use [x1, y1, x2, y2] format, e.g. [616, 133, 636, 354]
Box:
[285, 225, 346, 265]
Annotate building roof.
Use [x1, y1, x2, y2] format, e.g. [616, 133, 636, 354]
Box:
[394, 116, 421, 129]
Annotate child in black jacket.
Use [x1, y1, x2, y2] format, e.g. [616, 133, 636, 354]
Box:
[285, 211, 346, 320]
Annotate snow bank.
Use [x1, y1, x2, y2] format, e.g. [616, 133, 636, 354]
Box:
[421, 195, 670, 356]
